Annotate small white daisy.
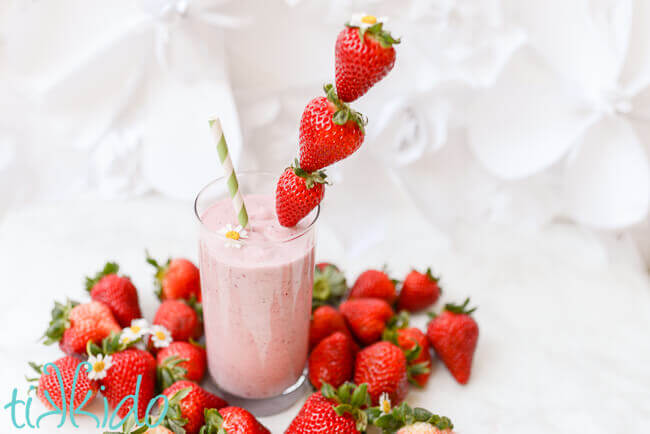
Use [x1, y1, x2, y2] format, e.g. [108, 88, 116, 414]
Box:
[348, 13, 388, 30]
[150, 324, 172, 348]
[379, 392, 391, 414]
[120, 318, 149, 345]
[218, 224, 249, 248]
[87, 353, 112, 381]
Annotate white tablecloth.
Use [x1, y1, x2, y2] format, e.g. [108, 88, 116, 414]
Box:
[0, 197, 649, 433]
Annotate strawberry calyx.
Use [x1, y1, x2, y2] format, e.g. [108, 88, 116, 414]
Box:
[25, 361, 44, 382]
[323, 83, 367, 133]
[312, 263, 348, 309]
[200, 408, 228, 434]
[346, 21, 401, 48]
[145, 251, 170, 301]
[321, 382, 371, 432]
[185, 295, 204, 323]
[153, 386, 192, 433]
[367, 401, 453, 432]
[157, 355, 189, 392]
[114, 413, 150, 434]
[42, 299, 79, 345]
[382, 311, 410, 343]
[290, 159, 329, 190]
[86, 330, 138, 358]
[85, 262, 120, 292]
[444, 297, 477, 316]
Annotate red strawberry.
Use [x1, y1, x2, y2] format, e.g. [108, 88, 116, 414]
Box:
[367, 401, 454, 434]
[385, 326, 432, 387]
[146, 254, 202, 302]
[427, 298, 478, 385]
[156, 341, 207, 390]
[312, 262, 348, 309]
[99, 348, 156, 420]
[28, 357, 98, 414]
[85, 262, 142, 328]
[309, 305, 352, 350]
[335, 18, 400, 102]
[298, 84, 366, 172]
[43, 300, 121, 356]
[286, 383, 371, 433]
[275, 162, 327, 227]
[153, 299, 202, 342]
[354, 341, 408, 405]
[158, 380, 227, 434]
[397, 268, 441, 312]
[202, 407, 270, 434]
[349, 269, 397, 304]
[309, 332, 355, 389]
[339, 298, 394, 345]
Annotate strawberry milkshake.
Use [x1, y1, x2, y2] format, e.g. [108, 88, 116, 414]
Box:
[195, 173, 317, 414]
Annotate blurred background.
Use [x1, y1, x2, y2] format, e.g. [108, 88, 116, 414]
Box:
[1, 1, 650, 432]
[1, 0, 648, 267]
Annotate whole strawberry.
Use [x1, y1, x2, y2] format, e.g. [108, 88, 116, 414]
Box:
[42, 300, 121, 356]
[354, 341, 408, 405]
[157, 381, 227, 434]
[335, 16, 400, 102]
[427, 298, 478, 385]
[153, 299, 202, 342]
[28, 357, 98, 414]
[299, 84, 366, 172]
[339, 298, 394, 345]
[286, 382, 371, 433]
[146, 253, 202, 302]
[309, 305, 352, 350]
[312, 262, 348, 309]
[201, 407, 270, 434]
[98, 348, 157, 420]
[157, 341, 207, 390]
[349, 269, 397, 304]
[368, 401, 454, 434]
[275, 161, 327, 227]
[85, 262, 142, 328]
[384, 325, 432, 387]
[397, 268, 441, 312]
[309, 332, 355, 390]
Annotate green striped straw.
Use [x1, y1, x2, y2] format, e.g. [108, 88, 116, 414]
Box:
[208, 117, 249, 229]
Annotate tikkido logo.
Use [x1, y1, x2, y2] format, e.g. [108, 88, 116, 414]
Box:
[3, 361, 169, 430]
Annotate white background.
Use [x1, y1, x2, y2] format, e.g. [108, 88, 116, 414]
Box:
[0, 0, 649, 433]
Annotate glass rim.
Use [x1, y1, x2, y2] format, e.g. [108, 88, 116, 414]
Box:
[193, 170, 320, 244]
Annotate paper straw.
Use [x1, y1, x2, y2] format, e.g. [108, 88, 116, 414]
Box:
[208, 117, 249, 228]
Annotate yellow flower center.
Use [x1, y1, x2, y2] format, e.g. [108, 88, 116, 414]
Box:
[225, 230, 240, 240]
[121, 335, 131, 343]
[130, 325, 141, 333]
[155, 331, 167, 341]
[93, 361, 105, 373]
[381, 397, 391, 413]
[361, 15, 377, 24]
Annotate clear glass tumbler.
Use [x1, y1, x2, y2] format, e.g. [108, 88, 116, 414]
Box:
[194, 171, 318, 416]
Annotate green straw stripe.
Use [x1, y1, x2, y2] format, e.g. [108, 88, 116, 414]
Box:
[217, 135, 228, 163]
[238, 205, 249, 228]
[226, 172, 238, 198]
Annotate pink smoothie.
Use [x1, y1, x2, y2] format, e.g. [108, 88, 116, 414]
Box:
[198, 194, 315, 399]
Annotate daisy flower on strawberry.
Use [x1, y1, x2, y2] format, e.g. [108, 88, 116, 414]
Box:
[348, 13, 388, 31]
[87, 353, 112, 380]
[150, 324, 173, 348]
[219, 224, 249, 248]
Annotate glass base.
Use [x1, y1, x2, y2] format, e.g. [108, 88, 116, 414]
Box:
[215, 374, 310, 417]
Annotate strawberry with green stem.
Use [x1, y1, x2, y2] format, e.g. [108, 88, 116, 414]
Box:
[156, 341, 207, 390]
[146, 253, 202, 302]
[367, 400, 454, 434]
[335, 15, 400, 103]
[286, 382, 371, 433]
[397, 268, 441, 313]
[153, 299, 203, 342]
[308, 331, 355, 390]
[312, 262, 348, 309]
[354, 341, 408, 406]
[200, 407, 270, 434]
[298, 84, 366, 172]
[275, 160, 328, 228]
[86, 262, 142, 328]
[427, 298, 478, 385]
[349, 269, 398, 304]
[383, 313, 432, 388]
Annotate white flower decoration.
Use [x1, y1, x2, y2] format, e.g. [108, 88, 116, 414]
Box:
[150, 325, 172, 348]
[349, 13, 388, 31]
[87, 353, 112, 381]
[468, 1, 649, 229]
[218, 224, 249, 248]
[379, 392, 391, 414]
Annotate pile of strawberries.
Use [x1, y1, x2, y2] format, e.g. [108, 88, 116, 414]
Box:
[295, 263, 479, 433]
[275, 15, 400, 227]
[35, 255, 271, 433]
